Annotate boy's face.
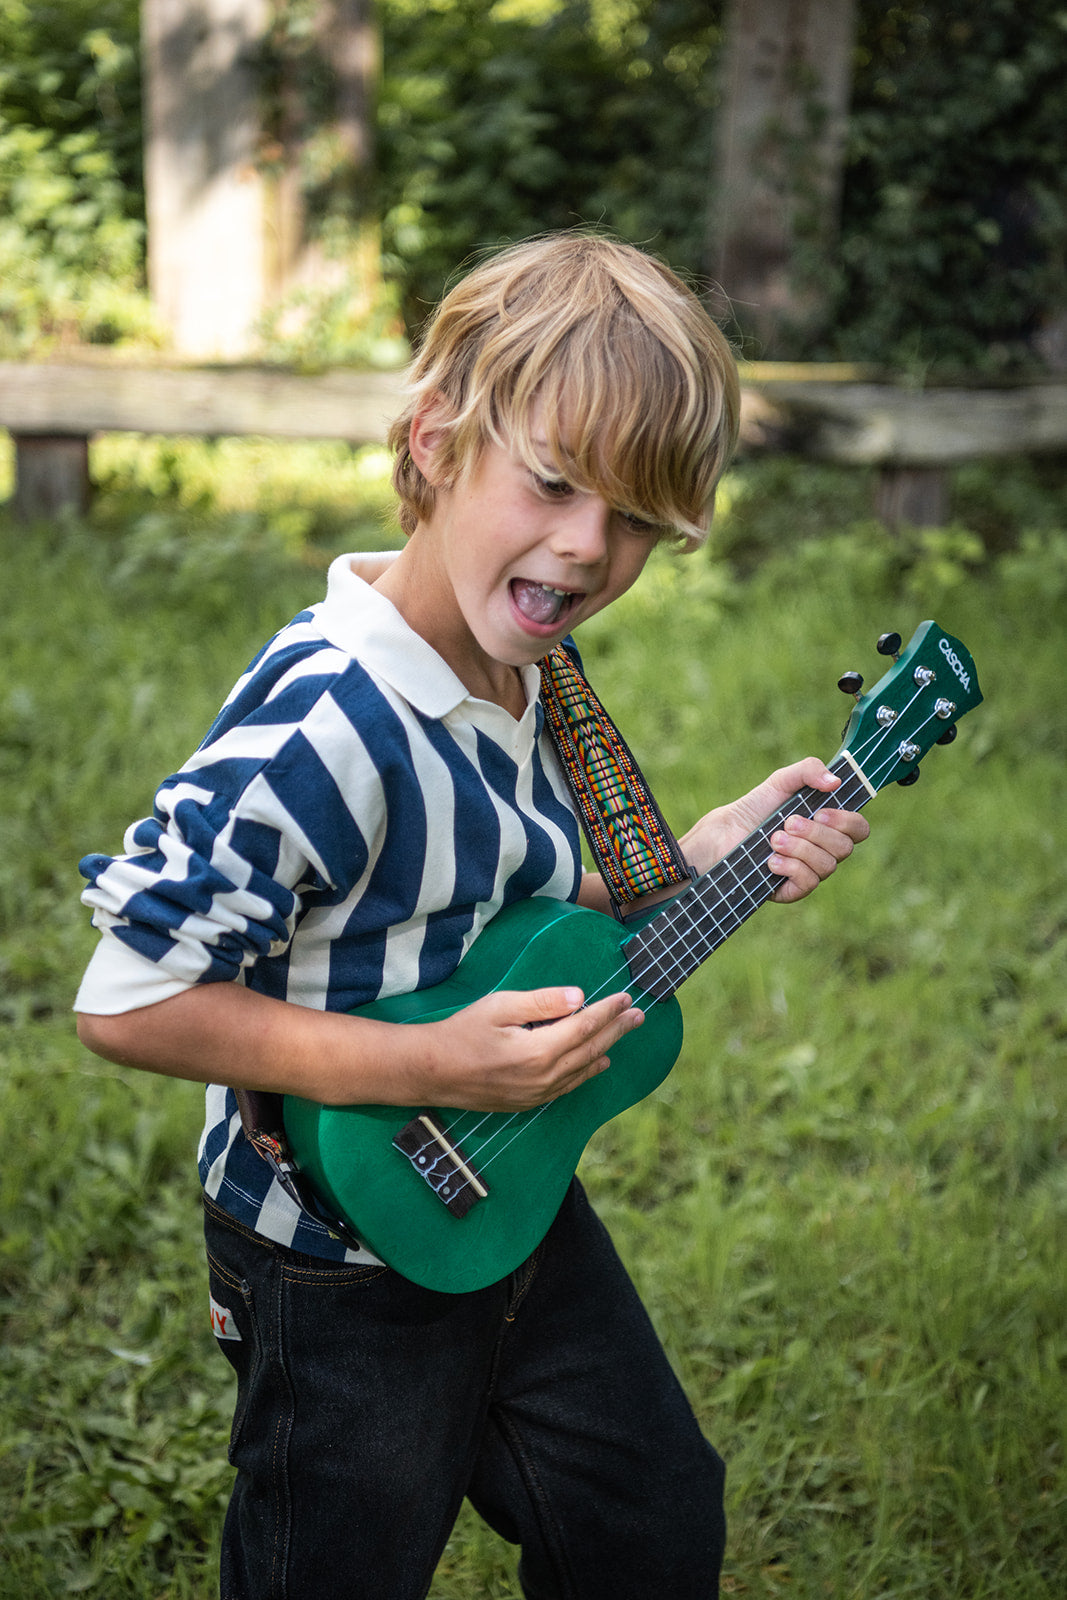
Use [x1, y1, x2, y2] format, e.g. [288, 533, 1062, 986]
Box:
[411, 414, 658, 679]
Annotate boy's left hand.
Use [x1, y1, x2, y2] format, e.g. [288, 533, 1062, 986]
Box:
[679, 757, 870, 906]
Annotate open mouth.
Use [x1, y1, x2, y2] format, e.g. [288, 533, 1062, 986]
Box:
[510, 579, 579, 630]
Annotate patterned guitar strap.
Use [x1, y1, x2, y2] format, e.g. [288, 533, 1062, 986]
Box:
[539, 643, 694, 919]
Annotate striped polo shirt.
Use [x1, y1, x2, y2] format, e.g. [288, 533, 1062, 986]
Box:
[76, 553, 584, 1261]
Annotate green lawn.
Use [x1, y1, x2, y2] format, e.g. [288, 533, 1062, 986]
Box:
[1, 443, 1064, 1597]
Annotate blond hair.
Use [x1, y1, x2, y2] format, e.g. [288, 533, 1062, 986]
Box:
[388, 234, 739, 548]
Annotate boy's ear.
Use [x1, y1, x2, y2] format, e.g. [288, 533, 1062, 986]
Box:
[407, 396, 455, 487]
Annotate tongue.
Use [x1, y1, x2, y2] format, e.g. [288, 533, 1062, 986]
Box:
[512, 580, 566, 625]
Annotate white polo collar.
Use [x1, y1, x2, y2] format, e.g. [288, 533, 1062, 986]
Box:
[312, 553, 543, 727]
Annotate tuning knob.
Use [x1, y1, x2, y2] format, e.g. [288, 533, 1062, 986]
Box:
[937, 724, 958, 746]
[837, 671, 864, 699]
[897, 766, 921, 787]
[877, 632, 902, 660]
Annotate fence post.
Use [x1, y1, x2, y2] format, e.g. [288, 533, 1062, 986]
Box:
[11, 435, 91, 522]
[874, 466, 950, 531]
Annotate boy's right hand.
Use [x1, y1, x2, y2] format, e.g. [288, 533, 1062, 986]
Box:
[76, 978, 642, 1114]
[418, 987, 644, 1113]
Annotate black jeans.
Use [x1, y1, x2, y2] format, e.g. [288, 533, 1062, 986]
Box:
[204, 1181, 725, 1599]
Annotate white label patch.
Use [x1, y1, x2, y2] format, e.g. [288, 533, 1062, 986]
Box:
[210, 1295, 242, 1342]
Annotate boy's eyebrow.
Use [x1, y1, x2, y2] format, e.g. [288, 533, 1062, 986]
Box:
[526, 437, 572, 479]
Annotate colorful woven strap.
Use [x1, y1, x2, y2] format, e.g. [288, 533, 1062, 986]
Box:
[539, 644, 693, 916]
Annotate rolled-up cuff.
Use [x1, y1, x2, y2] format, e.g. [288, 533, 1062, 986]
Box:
[73, 933, 198, 1015]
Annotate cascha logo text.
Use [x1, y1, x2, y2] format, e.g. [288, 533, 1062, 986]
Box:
[939, 636, 971, 692]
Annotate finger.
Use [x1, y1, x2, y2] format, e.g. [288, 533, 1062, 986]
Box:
[814, 807, 871, 844]
[801, 759, 842, 794]
[773, 758, 841, 798]
[767, 830, 843, 901]
[542, 994, 645, 1085]
[767, 862, 820, 904]
[492, 986, 586, 1027]
[548, 991, 643, 1054]
[493, 987, 641, 1053]
[775, 812, 866, 862]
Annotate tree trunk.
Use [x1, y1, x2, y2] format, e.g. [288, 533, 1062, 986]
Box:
[141, 0, 270, 357]
[141, 0, 379, 359]
[709, 0, 857, 358]
[266, 0, 380, 309]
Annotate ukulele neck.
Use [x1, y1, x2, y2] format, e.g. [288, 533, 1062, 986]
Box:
[622, 755, 873, 1001]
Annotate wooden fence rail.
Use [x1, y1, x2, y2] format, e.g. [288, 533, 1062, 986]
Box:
[2, 360, 1065, 526]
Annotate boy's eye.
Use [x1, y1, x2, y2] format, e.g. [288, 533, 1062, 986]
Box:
[618, 509, 658, 534]
[535, 475, 574, 498]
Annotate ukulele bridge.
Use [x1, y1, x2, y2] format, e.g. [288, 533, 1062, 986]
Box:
[392, 1114, 489, 1219]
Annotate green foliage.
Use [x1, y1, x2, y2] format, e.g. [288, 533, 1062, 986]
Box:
[0, 0, 153, 353]
[1, 449, 1064, 1596]
[252, 269, 411, 371]
[0, 120, 157, 354]
[3, 0, 1066, 371]
[376, 0, 723, 330]
[826, 1, 1067, 376]
[376, 0, 1067, 369]
[0, 1, 143, 190]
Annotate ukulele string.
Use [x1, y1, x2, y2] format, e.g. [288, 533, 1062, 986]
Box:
[432, 698, 942, 1193]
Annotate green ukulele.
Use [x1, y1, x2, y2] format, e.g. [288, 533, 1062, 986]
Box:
[283, 621, 982, 1292]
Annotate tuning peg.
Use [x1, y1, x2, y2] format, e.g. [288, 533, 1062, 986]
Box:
[837, 671, 864, 699]
[877, 632, 902, 660]
[897, 766, 921, 787]
[937, 724, 958, 746]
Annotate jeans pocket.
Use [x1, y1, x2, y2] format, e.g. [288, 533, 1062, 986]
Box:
[207, 1249, 261, 1459]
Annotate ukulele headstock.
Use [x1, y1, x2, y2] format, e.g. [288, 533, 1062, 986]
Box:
[836, 621, 983, 792]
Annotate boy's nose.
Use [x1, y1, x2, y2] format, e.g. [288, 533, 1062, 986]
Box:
[552, 495, 612, 564]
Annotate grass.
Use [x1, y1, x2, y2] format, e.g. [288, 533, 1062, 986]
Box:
[1, 440, 1064, 1597]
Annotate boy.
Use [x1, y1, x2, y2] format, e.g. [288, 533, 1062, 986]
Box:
[75, 234, 868, 1599]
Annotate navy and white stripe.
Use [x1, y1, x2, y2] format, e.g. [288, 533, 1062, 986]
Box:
[76, 554, 583, 1261]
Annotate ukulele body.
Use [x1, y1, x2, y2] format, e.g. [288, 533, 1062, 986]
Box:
[283, 895, 683, 1293]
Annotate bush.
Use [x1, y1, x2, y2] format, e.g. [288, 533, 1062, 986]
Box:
[377, 0, 722, 332]
[825, 0, 1067, 376]
[0, 1, 153, 353]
